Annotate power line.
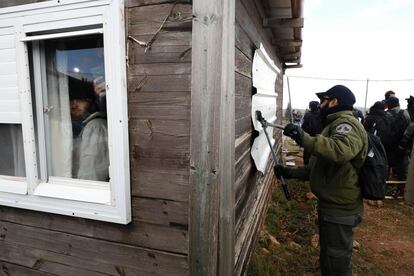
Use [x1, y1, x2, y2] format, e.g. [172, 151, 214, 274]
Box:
[287, 75, 414, 82]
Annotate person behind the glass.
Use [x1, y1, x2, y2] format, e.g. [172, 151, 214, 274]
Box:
[69, 77, 109, 182]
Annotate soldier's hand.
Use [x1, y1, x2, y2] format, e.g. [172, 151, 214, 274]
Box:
[274, 164, 293, 179]
[283, 123, 304, 146]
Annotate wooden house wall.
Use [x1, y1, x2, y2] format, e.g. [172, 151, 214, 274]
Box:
[0, 1, 191, 275]
[234, 0, 284, 274]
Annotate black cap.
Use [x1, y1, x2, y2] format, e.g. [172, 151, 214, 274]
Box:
[316, 85, 356, 106]
[385, 96, 399, 109]
[370, 101, 385, 111]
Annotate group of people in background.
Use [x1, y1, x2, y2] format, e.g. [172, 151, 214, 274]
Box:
[302, 89, 414, 188]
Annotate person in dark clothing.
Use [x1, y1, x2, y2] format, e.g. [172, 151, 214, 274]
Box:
[301, 101, 323, 164]
[398, 96, 414, 155]
[352, 108, 365, 123]
[385, 97, 410, 181]
[406, 95, 414, 122]
[276, 85, 367, 276]
[363, 101, 392, 146]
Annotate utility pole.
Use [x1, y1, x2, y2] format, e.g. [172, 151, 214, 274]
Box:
[287, 76, 293, 123]
[363, 78, 369, 114]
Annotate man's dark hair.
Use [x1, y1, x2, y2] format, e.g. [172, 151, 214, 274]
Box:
[384, 90, 395, 100]
[68, 75, 95, 102]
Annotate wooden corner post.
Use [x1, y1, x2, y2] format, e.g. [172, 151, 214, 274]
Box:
[190, 0, 235, 275]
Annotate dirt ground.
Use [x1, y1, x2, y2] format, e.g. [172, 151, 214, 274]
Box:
[354, 200, 414, 275]
[247, 142, 414, 276]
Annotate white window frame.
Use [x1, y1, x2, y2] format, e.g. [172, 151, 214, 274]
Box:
[0, 0, 131, 224]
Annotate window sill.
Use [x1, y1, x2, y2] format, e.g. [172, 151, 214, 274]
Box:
[0, 176, 27, 194]
[33, 177, 110, 204]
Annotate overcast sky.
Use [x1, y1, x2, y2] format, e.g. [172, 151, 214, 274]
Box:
[284, 0, 414, 110]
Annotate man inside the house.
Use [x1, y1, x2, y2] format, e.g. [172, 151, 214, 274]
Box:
[275, 85, 368, 276]
[69, 78, 109, 182]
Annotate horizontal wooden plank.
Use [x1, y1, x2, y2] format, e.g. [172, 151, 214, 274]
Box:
[0, 260, 54, 276]
[126, 0, 191, 8]
[128, 74, 191, 92]
[128, 4, 192, 35]
[0, 0, 47, 8]
[131, 156, 189, 175]
[235, 169, 273, 275]
[235, 148, 253, 186]
[129, 44, 192, 64]
[131, 170, 189, 202]
[127, 31, 191, 47]
[235, 72, 252, 98]
[235, 172, 258, 225]
[236, 0, 281, 68]
[129, 20, 192, 36]
[235, 115, 253, 139]
[235, 131, 254, 162]
[235, 95, 252, 120]
[128, 91, 190, 105]
[235, 48, 252, 78]
[0, 240, 187, 276]
[132, 197, 188, 226]
[0, 205, 189, 254]
[128, 104, 190, 120]
[235, 163, 256, 213]
[130, 131, 189, 160]
[264, 17, 304, 28]
[129, 118, 189, 137]
[128, 62, 191, 75]
[235, 22, 254, 61]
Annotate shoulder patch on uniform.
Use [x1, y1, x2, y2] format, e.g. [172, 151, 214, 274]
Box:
[335, 123, 352, 134]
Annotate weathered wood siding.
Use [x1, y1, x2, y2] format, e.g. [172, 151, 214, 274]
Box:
[0, 1, 191, 275]
[234, 0, 284, 274]
[0, 0, 47, 8]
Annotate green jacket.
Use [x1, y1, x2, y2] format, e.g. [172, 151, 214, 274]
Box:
[290, 110, 368, 216]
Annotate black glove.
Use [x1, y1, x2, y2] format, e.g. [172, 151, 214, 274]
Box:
[274, 164, 293, 179]
[283, 123, 304, 146]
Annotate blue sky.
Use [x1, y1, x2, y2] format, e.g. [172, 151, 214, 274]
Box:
[285, 0, 414, 110]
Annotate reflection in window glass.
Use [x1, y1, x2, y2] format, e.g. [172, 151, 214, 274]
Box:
[32, 34, 109, 182]
[0, 124, 26, 177]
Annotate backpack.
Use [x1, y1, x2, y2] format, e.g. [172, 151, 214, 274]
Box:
[367, 114, 392, 146]
[388, 110, 409, 145]
[358, 132, 388, 200]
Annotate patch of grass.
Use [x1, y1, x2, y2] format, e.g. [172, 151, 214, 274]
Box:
[247, 178, 320, 276]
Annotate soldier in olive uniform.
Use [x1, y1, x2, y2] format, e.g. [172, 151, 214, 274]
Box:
[276, 85, 368, 276]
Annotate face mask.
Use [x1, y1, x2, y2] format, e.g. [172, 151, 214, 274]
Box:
[319, 101, 331, 119]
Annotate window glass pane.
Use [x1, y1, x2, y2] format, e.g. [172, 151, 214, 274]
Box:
[32, 34, 109, 182]
[0, 124, 26, 177]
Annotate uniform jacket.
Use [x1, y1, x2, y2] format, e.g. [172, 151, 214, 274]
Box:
[290, 110, 368, 216]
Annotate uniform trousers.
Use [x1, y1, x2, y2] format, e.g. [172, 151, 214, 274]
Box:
[318, 211, 363, 276]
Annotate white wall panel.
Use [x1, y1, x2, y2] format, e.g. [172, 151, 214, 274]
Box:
[0, 25, 20, 124]
[251, 44, 280, 173]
